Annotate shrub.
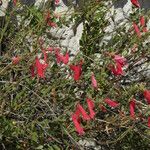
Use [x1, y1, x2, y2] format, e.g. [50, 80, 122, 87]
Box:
[0, 0, 150, 149]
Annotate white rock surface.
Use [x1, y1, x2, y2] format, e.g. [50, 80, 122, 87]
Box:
[0, 0, 9, 16]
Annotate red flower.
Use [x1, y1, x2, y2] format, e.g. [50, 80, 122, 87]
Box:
[140, 16, 148, 32]
[55, 50, 69, 65]
[86, 98, 96, 119]
[12, 56, 20, 65]
[61, 52, 69, 64]
[76, 104, 90, 121]
[91, 72, 98, 89]
[148, 117, 150, 128]
[47, 47, 53, 52]
[72, 113, 84, 135]
[55, 0, 60, 5]
[35, 57, 48, 78]
[45, 11, 51, 23]
[70, 62, 82, 81]
[131, 0, 140, 8]
[133, 22, 141, 38]
[99, 104, 107, 112]
[140, 16, 145, 27]
[13, 0, 17, 6]
[114, 55, 127, 67]
[143, 90, 150, 104]
[110, 62, 124, 76]
[110, 55, 127, 76]
[47, 21, 57, 28]
[129, 99, 136, 119]
[104, 98, 120, 108]
[142, 27, 148, 33]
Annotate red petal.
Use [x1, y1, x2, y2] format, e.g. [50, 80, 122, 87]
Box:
[133, 22, 141, 38]
[110, 62, 124, 76]
[140, 16, 145, 27]
[72, 113, 84, 135]
[35, 57, 48, 78]
[86, 98, 96, 119]
[99, 104, 107, 112]
[45, 11, 51, 22]
[47, 21, 57, 28]
[114, 55, 127, 67]
[143, 90, 150, 105]
[77, 104, 90, 121]
[148, 117, 150, 128]
[61, 52, 69, 64]
[55, 50, 69, 65]
[13, 0, 17, 6]
[131, 0, 140, 8]
[91, 72, 98, 89]
[47, 47, 53, 52]
[70, 63, 82, 81]
[55, 0, 60, 5]
[129, 99, 136, 119]
[104, 98, 120, 108]
[12, 56, 20, 65]
[143, 27, 148, 33]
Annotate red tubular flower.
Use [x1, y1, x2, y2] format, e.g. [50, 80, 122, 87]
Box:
[131, 0, 140, 8]
[143, 90, 150, 105]
[104, 98, 120, 108]
[13, 0, 17, 6]
[142, 27, 148, 33]
[99, 104, 107, 112]
[58, 52, 69, 64]
[133, 22, 141, 38]
[45, 11, 51, 23]
[110, 55, 126, 76]
[76, 104, 90, 121]
[55, 50, 69, 65]
[47, 21, 57, 28]
[70, 62, 82, 81]
[140, 16, 148, 32]
[86, 98, 96, 119]
[12, 56, 20, 65]
[140, 16, 145, 27]
[110, 62, 124, 76]
[71, 113, 84, 135]
[129, 99, 136, 119]
[47, 47, 53, 52]
[55, 0, 60, 5]
[61, 52, 69, 64]
[148, 117, 150, 128]
[114, 55, 127, 67]
[91, 72, 98, 89]
[35, 57, 48, 78]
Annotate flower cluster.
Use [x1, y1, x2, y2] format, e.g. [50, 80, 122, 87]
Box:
[133, 16, 148, 38]
[72, 90, 150, 135]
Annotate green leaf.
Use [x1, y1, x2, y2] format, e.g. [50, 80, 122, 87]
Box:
[53, 145, 61, 150]
[31, 132, 38, 142]
[36, 145, 44, 150]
